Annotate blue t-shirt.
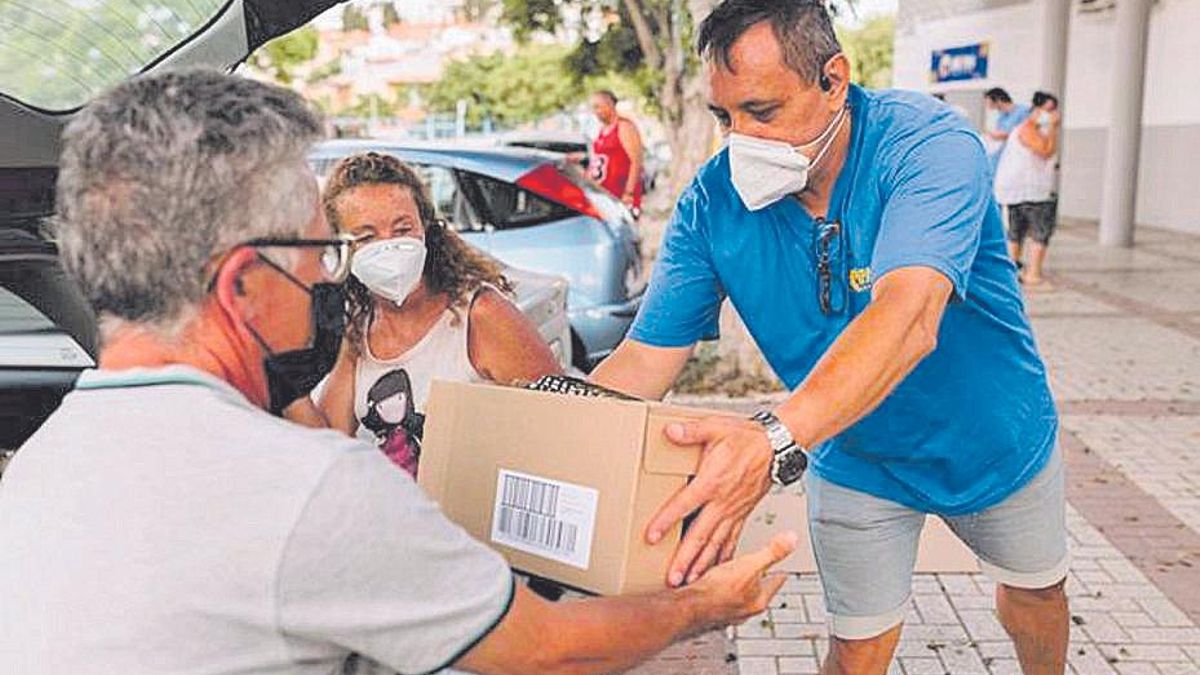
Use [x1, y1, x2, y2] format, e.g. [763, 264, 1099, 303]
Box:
[997, 103, 1032, 136]
[988, 103, 1031, 174]
[630, 85, 1057, 516]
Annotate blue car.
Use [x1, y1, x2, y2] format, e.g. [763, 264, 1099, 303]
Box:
[310, 140, 647, 371]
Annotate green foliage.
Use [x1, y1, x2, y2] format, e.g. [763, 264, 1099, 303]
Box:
[307, 58, 344, 84]
[460, 0, 499, 22]
[837, 15, 895, 89]
[341, 5, 370, 32]
[381, 2, 402, 27]
[340, 93, 400, 118]
[249, 26, 319, 85]
[500, 0, 565, 41]
[565, 18, 644, 77]
[426, 44, 582, 126]
[500, 0, 705, 115]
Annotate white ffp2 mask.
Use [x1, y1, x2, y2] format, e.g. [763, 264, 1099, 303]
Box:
[728, 104, 849, 211]
[350, 237, 427, 306]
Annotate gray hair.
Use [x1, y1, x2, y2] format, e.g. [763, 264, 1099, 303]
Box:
[697, 0, 842, 86]
[55, 67, 322, 335]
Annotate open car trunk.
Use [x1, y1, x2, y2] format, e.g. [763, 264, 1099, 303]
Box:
[0, 0, 347, 452]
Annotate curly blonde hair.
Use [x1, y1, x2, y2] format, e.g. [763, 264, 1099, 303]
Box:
[323, 152, 512, 354]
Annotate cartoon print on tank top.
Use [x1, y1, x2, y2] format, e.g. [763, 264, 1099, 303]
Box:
[359, 368, 425, 477]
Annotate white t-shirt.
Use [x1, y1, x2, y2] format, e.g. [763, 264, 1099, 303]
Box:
[0, 365, 512, 674]
[993, 122, 1057, 206]
[353, 301, 483, 463]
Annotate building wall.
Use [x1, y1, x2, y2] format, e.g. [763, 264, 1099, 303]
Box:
[894, 0, 1200, 235]
[894, 2, 1042, 101]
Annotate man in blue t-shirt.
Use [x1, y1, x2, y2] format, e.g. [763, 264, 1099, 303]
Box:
[984, 87, 1032, 175]
[591, 2, 1067, 673]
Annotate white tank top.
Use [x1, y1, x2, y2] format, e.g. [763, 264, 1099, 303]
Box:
[993, 124, 1057, 205]
[352, 294, 485, 452]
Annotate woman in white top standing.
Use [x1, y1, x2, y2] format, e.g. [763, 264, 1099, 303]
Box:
[993, 91, 1061, 290]
[313, 152, 562, 476]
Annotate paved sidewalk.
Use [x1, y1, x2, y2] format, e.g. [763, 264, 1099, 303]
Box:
[637, 221, 1200, 675]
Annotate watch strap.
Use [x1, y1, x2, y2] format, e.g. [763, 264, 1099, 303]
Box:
[751, 410, 796, 454]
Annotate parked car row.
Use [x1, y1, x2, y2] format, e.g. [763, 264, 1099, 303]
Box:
[494, 130, 669, 194]
[309, 139, 646, 371]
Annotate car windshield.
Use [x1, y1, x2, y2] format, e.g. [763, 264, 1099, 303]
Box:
[0, 0, 230, 112]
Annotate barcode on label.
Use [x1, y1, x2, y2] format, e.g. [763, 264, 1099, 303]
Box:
[496, 504, 578, 553]
[491, 469, 598, 570]
[500, 473, 559, 517]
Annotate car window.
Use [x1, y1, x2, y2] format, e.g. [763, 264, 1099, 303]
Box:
[412, 164, 480, 233]
[461, 172, 575, 231]
[508, 141, 587, 155]
[414, 164, 457, 220]
[0, 1, 231, 112]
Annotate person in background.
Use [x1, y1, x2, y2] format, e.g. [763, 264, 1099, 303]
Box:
[310, 151, 562, 475]
[994, 91, 1062, 290]
[983, 87, 1031, 175]
[0, 67, 800, 675]
[586, 89, 646, 217]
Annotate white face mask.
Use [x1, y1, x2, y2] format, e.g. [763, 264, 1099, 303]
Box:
[350, 237, 427, 306]
[728, 104, 849, 211]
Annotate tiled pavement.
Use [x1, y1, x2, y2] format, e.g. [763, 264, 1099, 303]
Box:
[635, 221, 1200, 675]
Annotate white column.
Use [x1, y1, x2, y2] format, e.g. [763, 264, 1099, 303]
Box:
[1040, 0, 1071, 95]
[1098, 0, 1154, 248]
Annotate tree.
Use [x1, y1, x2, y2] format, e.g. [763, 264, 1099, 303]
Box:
[247, 26, 319, 85]
[427, 44, 582, 127]
[341, 5, 370, 32]
[501, 0, 721, 198]
[499, 1, 858, 199]
[838, 15, 894, 89]
[381, 2, 402, 27]
[340, 92, 400, 118]
[460, 0, 498, 22]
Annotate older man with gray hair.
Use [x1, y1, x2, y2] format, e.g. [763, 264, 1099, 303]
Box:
[0, 68, 795, 674]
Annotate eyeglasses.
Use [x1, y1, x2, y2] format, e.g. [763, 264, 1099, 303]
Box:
[815, 217, 845, 316]
[206, 231, 371, 289]
[244, 231, 372, 284]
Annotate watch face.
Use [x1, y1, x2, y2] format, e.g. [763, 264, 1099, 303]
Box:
[774, 447, 808, 485]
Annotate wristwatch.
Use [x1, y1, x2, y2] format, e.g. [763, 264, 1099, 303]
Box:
[751, 411, 808, 486]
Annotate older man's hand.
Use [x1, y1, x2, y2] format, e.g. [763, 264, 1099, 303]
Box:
[646, 416, 775, 587]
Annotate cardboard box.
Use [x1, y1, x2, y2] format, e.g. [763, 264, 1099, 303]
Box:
[419, 380, 725, 596]
[420, 380, 982, 596]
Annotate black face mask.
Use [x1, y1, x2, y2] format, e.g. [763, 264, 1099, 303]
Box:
[244, 257, 347, 415]
[259, 282, 346, 415]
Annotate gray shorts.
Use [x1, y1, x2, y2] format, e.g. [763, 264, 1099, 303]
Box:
[806, 447, 1068, 639]
[1007, 201, 1058, 245]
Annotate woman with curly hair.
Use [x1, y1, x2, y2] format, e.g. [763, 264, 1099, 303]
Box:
[308, 152, 561, 475]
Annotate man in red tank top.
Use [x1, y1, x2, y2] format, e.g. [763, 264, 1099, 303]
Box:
[587, 90, 645, 216]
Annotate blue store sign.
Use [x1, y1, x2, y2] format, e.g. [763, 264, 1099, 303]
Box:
[930, 43, 990, 83]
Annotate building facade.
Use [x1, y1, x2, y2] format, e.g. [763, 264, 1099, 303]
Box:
[894, 0, 1200, 235]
